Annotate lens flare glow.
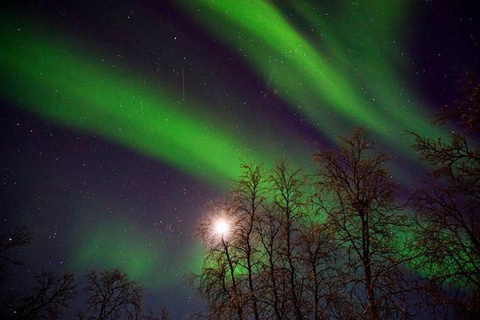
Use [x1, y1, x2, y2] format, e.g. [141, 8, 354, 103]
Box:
[213, 219, 230, 237]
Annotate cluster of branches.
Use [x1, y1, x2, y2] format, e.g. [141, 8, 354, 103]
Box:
[0, 230, 169, 320]
[192, 77, 480, 319]
[192, 129, 415, 320]
[409, 74, 480, 318]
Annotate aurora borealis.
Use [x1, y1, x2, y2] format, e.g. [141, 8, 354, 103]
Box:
[1, 0, 479, 317]
[178, 0, 444, 152]
[0, 12, 308, 185]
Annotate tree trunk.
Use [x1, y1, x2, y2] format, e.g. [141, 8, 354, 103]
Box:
[364, 261, 380, 320]
[223, 238, 243, 320]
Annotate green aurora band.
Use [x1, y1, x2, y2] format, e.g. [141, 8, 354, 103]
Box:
[0, 12, 307, 287]
[0, 2, 461, 289]
[177, 0, 445, 156]
[71, 214, 164, 284]
[174, 0, 465, 284]
[69, 209, 204, 291]
[0, 14, 310, 188]
[0, 12, 310, 288]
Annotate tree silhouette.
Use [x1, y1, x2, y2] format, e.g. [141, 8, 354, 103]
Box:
[0, 226, 32, 277]
[232, 163, 265, 320]
[0, 228, 167, 319]
[193, 128, 480, 319]
[79, 269, 143, 320]
[191, 200, 246, 319]
[192, 162, 350, 319]
[315, 128, 415, 319]
[410, 75, 480, 318]
[1, 271, 76, 320]
[268, 161, 308, 320]
[296, 221, 351, 320]
[2, 271, 76, 320]
[0, 228, 76, 320]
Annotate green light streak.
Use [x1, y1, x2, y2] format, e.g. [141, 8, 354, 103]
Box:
[64, 199, 208, 289]
[70, 214, 164, 285]
[0, 14, 309, 186]
[291, 1, 434, 140]
[177, 0, 444, 157]
[0, 12, 313, 289]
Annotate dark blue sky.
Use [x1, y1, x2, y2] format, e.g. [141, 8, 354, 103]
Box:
[1, 1, 479, 318]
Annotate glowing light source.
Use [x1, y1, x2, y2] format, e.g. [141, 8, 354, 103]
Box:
[213, 218, 230, 237]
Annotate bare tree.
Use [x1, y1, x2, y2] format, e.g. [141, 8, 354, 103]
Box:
[297, 220, 352, 320]
[0, 229, 165, 319]
[409, 75, 480, 318]
[315, 128, 415, 319]
[2, 271, 76, 320]
[0, 226, 32, 277]
[192, 162, 348, 319]
[0, 227, 75, 319]
[232, 163, 265, 320]
[193, 160, 356, 319]
[255, 200, 285, 319]
[435, 72, 480, 137]
[80, 269, 143, 320]
[190, 202, 245, 319]
[269, 161, 308, 320]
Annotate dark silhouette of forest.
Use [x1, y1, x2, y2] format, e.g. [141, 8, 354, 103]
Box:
[1, 77, 478, 319]
[0, 226, 170, 319]
[190, 76, 480, 319]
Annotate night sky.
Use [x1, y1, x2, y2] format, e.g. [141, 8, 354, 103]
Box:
[1, 0, 479, 318]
